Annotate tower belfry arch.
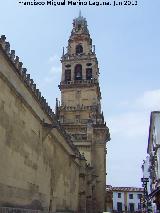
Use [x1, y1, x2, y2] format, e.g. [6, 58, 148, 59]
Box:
[57, 13, 110, 213]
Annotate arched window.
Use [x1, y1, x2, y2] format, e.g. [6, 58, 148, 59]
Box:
[75, 64, 82, 80]
[65, 69, 71, 81]
[86, 68, 92, 80]
[76, 44, 83, 55]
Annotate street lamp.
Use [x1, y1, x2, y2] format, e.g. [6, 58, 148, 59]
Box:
[141, 178, 152, 213]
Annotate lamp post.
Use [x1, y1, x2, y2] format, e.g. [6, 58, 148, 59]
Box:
[141, 178, 152, 213]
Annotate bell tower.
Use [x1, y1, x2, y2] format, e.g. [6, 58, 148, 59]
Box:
[58, 13, 110, 213]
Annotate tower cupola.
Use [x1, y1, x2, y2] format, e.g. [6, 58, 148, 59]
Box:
[71, 11, 89, 36]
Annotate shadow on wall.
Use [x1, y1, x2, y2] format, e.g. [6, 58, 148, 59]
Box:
[1, 200, 43, 210]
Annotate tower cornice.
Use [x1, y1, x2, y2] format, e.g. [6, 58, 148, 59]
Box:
[61, 53, 97, 62]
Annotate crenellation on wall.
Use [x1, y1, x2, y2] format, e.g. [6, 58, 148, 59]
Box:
[0, 34, 91, 213]
[0, 35, 56, 123]
[0, 41, 81, 155]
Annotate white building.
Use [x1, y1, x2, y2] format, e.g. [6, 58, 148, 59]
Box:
[112, 187, 143, 212]
[146, 111, 160, 211]
[142, 156, 151, 194]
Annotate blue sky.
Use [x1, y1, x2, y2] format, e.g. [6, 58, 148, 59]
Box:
[1, 0, 160, 187]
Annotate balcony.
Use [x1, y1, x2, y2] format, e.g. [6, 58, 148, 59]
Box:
[72, 134, 87, 141]
[61, 118, 90, 125]
[59, 105, 98, 112]
[61, 52, 97, 61]
[59, 79, 99, 89]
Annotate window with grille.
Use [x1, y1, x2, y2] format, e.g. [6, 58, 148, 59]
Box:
[118, 193, 121, 198]
[129, 194, 133, 199]
[137, 194, 142, 199]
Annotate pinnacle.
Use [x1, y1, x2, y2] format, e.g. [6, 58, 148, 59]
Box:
[79, 9, 82, 18]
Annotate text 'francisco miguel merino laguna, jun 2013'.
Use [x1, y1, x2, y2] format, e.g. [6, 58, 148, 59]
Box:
[19, 0, 138, 6]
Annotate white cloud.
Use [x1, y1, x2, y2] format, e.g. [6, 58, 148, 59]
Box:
[108, 89, 160, 139]
[44, 66, 61, 83]
[107, 90, 160, 186]
[134, 89, 160, 111]
[108, 111, 148, 138]
[50, 66, 61, 75]
[44, 54, 61, 84]
[49, 54, 59, 63]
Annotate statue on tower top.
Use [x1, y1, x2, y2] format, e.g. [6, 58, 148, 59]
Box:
[71, 11, 89, 36]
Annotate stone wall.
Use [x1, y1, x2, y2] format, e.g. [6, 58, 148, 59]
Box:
[0, 38, 81, 213]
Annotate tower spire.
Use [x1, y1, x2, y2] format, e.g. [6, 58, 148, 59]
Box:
[79, 9, 82, 17]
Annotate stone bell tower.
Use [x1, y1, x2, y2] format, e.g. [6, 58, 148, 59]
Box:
[57, 13, 110, 213]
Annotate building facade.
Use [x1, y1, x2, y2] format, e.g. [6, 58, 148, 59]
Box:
[57, 14, 110, 213]
[112, 187, 143, 213]
[0, 14, 110, 213]
[141, 156, 151, 195]
[144, 111, 160, 212]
